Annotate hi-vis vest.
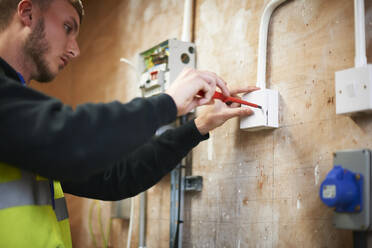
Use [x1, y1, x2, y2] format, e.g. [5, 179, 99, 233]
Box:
[0, 162, 72, 247]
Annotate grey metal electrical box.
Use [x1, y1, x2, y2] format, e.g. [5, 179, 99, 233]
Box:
[333, 149, 371, 230]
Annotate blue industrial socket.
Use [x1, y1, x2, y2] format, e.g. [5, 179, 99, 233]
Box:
[319, 165, 363, 213]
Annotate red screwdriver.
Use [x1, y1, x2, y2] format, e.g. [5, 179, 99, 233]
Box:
[198, 91, 262, 109]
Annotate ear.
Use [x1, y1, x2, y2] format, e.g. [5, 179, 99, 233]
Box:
[17, 0, 33, 27]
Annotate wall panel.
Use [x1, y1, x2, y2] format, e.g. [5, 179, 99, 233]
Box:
[32, 0, 372, 247]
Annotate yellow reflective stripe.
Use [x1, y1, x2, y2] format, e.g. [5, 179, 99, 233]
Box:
[0, 172, 51, 210]
[0, 166, 72, 247]
[53, 182, 68, 222]
[54, 197, 69, 221]
[0, 163, 21, 183]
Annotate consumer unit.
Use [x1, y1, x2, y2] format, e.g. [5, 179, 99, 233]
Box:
[138, 39, 196, 98]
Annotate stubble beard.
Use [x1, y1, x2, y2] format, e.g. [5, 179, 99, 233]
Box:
[23, 18, 55, 83]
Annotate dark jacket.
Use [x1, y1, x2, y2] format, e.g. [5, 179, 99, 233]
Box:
[0, 57, 208, 200]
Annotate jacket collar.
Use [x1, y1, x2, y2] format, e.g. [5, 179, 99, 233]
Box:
[0, 57, 23, 84]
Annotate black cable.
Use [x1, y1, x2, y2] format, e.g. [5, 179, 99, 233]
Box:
[353, 231, 367, 248]
[173, 164, 182, 248]
[173, 115, 189, 248]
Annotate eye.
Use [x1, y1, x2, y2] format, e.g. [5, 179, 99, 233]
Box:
[64, 24, 72, 34]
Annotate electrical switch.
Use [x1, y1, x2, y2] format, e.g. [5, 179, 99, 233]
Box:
[335, 65, 372, 115]
[335, 0, 372, 115]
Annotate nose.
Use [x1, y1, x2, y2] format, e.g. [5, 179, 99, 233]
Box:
[67, 38, 80, 58]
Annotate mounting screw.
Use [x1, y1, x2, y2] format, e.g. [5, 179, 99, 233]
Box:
[364, 85, 367, 89]
[339, 90, 342, 94]
[355, 205, 361, 211]
[356, 174, 361, 180]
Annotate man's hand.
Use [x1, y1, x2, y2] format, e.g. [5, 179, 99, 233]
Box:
[194, 86, 260, 135]
[165, 68, 230, 116]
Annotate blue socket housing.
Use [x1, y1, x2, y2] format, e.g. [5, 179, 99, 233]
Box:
[319, 165, 363, 213]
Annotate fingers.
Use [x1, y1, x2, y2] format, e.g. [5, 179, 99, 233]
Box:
[194, 71, 222, 105]
[229, 102, 241, 108]
[223, 107, 254, 120]
[180, 67, 194, 76]
[223, 86, 260, 108]
[197, 98, 215, 106]
[230, 86, 260, 96]
[197, 73, 217, 98]
[197, 82, 213, 105]
[199, 71, 230, 97]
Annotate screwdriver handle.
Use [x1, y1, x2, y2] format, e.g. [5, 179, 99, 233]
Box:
[197, 91, 262, 109]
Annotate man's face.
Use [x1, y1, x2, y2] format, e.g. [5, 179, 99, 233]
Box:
[24, 0, 80, 82]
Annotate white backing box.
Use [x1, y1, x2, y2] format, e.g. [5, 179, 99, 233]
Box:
[240, 89, 279, 131]
[335, 65, 372, 115]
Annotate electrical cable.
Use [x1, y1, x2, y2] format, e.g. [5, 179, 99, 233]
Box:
[181, 0, 194, 42]
[173, 115, 189, 248]
[97, 201, 108, 248]
[88, 200, 99, 248]
[173, 163, 183, 248]
[87, 57, 139, 248]
[119, 58, 136, 70]
[106, 218, 112, 248]
[119, 57, 138, 247]
[174, 0, 195, 243]
[354, 0, 367, 67]
[126, 197, 135, 248]
[120, 57, 140, 83]
[353, 231, 367, 248]
[256, 0, 290, 89]
[89, 200, 111, 248]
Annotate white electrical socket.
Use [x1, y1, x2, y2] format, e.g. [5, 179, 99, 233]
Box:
[335, 65, 372, 115]
[240, 89, 279, 131]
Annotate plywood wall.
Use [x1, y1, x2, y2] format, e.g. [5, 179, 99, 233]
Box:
[31, 0, 372, 247]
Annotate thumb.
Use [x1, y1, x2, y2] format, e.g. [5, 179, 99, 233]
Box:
[197, 83, 213, 105]
[222, 107, 254, 120]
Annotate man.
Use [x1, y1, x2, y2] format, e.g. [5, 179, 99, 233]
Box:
[0, 0, 257, 247]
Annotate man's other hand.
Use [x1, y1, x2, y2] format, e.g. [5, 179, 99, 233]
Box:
[165, 68, 230, 116]
[194, 86, 260, 135]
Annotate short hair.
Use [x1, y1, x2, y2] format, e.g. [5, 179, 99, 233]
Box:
[0, 0, 84, 31]
[66, 0, 84, 24]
